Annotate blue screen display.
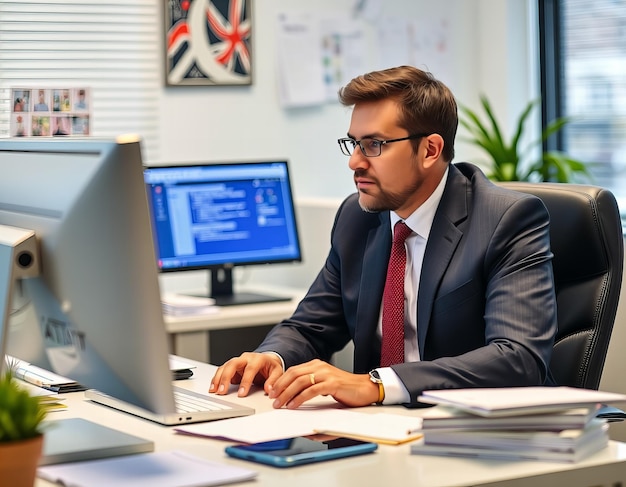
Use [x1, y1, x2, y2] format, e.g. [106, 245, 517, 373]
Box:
[144, 161, 302, 271]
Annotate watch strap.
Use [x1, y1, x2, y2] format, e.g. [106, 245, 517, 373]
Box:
[369, 370, 385, 405]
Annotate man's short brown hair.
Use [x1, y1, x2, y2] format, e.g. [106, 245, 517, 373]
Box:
[338, 65, 458, 162]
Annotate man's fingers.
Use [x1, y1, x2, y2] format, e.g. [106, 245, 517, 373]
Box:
[268, 359, 377, 408]
[209, 353, 284, 397]
[270, 367, 318, 408]
[236, 365, 266, 397]
[209, 357, 247, 394]
[263, 366, 285, 395]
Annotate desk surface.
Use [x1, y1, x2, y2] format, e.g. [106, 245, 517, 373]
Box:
[163, 287, 305, 363]
[163, 287, 305, 333]
[36, 359, 626, 487]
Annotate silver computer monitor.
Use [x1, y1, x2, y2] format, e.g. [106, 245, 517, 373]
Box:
[0, 136, 176, 414]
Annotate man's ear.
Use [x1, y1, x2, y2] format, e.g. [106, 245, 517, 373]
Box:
[422, 134, 445, 168]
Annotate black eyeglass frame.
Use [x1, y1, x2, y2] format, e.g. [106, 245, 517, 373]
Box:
[337, 133, 430, 157]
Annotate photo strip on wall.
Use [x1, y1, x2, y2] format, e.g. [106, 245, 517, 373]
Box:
[10, 87, 91, 137]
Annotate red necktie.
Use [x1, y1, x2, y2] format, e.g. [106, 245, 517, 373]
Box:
[380, 221, 412, 367]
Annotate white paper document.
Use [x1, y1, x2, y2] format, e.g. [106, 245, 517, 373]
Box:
[410, 432, 609, 463]
[169, 356, 197, 372]
[418, 386, 626, 417]
[420, 405, 598, 431]
[421, 418, 608, 451]
[161, 293, 217, 316]
[176, 408, 423, 445]
[275, 12, 326, 108]
[6, 355, 84, 393]
[37, 450, 257, 487]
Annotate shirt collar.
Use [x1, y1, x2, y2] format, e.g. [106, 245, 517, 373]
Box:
[390, 166, 449, 239]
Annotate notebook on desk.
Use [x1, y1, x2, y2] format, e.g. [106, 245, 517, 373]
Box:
[41, 418, 154, 465]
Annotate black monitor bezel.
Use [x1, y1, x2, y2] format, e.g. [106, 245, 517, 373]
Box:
[143, 159, 303, 273]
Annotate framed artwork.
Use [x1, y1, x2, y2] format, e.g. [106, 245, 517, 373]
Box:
[165, 0, 252, 87]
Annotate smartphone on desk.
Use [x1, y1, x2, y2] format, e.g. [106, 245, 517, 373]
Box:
[225, 435, 378, 468]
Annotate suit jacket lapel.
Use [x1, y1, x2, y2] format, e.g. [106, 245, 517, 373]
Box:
[354, 211, 390, 372]
[417, 166, 468, 357]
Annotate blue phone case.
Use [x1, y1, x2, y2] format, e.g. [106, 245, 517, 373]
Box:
[225, 437, 378, 467]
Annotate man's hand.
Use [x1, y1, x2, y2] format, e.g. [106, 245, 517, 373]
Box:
[269, 359, 380, 409]
[209, 352, 284, 397]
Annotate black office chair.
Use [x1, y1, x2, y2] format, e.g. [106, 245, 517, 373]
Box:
[500, 182, 624, 390]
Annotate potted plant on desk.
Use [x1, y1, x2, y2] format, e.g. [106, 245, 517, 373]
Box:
[0, 368, 48, 487]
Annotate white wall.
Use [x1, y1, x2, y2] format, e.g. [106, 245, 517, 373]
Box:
[157, 0, 536, 200]
[158, 0, 536, 294]
[155, 3, 626, 427]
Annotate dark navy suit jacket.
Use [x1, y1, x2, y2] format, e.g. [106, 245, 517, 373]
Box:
[257, 163, 557, 404]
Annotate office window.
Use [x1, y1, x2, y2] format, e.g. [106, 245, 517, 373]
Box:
[0, 0, 161, 161]
[539, 0, 626, 214]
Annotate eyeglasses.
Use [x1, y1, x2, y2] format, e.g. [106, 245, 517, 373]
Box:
[337, 133, 430, 157]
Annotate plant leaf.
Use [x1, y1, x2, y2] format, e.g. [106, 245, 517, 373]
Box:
[459, 94, 591, 183]
[510, 99, 539, 155]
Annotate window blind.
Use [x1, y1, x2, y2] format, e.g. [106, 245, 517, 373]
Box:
[0, 0, 161, 161]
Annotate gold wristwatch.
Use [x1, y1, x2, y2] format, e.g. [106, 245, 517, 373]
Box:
[369, 370, 385, 405]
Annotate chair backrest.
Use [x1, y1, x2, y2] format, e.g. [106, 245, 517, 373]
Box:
[499, 182, 624, 389]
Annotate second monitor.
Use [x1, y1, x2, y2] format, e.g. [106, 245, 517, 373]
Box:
[143, 161, 302, 306]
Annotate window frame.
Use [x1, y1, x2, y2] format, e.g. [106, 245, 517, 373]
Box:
[538, 0, 563, 152]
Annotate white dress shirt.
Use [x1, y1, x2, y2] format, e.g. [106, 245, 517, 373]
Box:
[269, 168, 449, 405]
[377, 167, 448, 404]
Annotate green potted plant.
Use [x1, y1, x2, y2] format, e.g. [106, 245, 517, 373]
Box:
[459, 95, 591, 183]
[0, 367, 48, 487]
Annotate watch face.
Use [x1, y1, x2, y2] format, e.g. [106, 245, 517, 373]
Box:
[369, 370, 382, 383]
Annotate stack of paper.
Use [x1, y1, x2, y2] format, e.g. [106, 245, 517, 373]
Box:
[176, 408, 423, 445]
[414, 412, 608, 462]
[420, 405, 598, 431]
[410, 386, 626, 463]
[417, 386, 626, 417]
[161, 293, 218, 316]
[7, 355, 84, 393]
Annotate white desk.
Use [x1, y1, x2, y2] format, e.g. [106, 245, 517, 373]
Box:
[36, 359, 626, 487]
[164, 288, 305, 363]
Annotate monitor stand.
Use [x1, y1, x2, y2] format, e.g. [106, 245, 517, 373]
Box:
[208, 267, 291, 307]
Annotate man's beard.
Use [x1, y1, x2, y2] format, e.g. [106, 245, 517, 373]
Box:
[355, 172, 420, 213]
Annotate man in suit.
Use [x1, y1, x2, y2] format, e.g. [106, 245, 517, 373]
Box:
[210, 65, 557, 408]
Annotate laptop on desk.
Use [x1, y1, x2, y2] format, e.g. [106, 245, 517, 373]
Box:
[85, 387, 254, 426]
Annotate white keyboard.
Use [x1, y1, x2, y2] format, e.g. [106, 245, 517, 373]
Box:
[85, 386, 254, 425]
[174, 389, 234, 413]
